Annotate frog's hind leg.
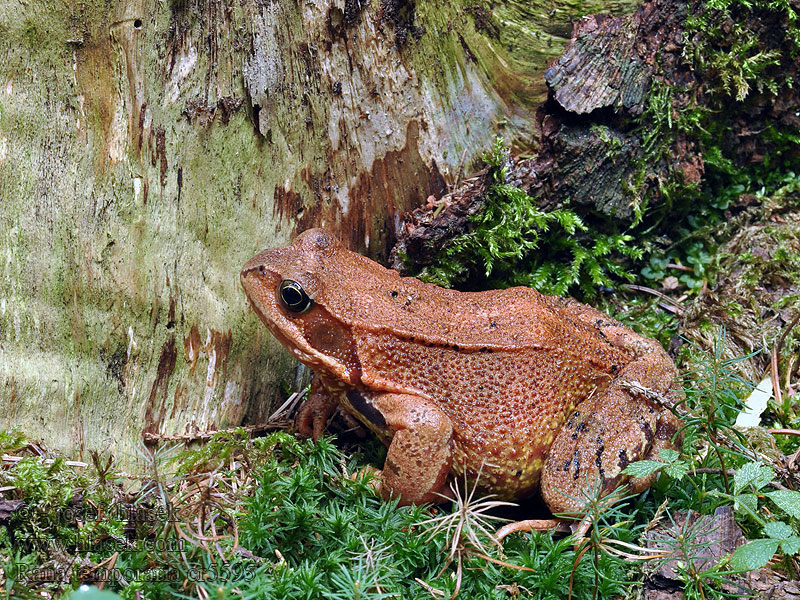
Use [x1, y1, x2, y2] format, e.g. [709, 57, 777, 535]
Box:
[540, 360, 681, 517]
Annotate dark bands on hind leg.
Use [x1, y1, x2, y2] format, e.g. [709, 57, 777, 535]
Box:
[541, 358, 682, 515]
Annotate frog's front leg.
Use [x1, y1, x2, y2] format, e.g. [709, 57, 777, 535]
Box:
[345, 391, 454, 505]
[295, 376, 339, 440]
[540, 355, 681, 516]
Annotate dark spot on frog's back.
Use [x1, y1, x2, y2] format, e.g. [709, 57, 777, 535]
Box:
[315, 231, 332, 248]
[640, 421, 654, 443]
[347, 390, 387, 429]
[385, 458, 401, 475]
[659, 418, 678, 439]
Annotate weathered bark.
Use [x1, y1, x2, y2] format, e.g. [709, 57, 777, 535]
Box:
[0, 0, 640, 466]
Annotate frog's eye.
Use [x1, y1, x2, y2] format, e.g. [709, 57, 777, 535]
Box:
[278, 280, 313, 313]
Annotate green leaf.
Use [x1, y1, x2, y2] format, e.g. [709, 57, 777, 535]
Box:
[729, 538, 779, 571]
[781, 537, 800, 555]
[664, 461, 689, 480]
[734, 493, 759, 515]
[733, 462, 774, 494]
[70, 586, 124, 600]
[764, 520, 793, 540]
[766, 490, 800, 519]
[622, 460, 664, 479]
[658, 448, 680, 463]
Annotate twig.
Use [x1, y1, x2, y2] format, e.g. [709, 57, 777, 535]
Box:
[88, 552, 118, 590]
[416, 578, 446, 599]
[666, 263, 693, 272]
[775, 313, 800, 358]
[771, 345, 783, 408]
[447, 552, 463, 600]
[772, 313, 800, 407]
[769, 429, 800, 436]
[600, 538, 670, 560]
[786, 353, 799, 395]
[268, 389, 306, 422]
[621, 284, 685, 316]
[143, 390, 306, 443]
[658, 302, 682, 315]
[142, 422, 286, 443]
[468, 550, 536, 572]
[2, 454, 87, 468]
[569, 543, 592, 600]
[619, 381, 680, 411]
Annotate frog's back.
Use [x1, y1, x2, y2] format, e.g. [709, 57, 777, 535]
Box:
[318, 245, 625, 356]
[317, 247, 639, 496]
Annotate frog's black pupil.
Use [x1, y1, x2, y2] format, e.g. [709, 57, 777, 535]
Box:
[279, 280, 311, 313]
[284, 287, 301, 305]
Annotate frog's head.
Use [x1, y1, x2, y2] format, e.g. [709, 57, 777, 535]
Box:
[241, 228, 362, 384]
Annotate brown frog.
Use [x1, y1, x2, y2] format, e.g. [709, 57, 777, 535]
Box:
[241, 229, 682, 515]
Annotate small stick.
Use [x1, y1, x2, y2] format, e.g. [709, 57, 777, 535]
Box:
[772, 345, 783, 408]
[621, 284, 685, 315]
[666, 263, 693, 272]
[768, 429, 800, 436]
[772, 313, 800, 406]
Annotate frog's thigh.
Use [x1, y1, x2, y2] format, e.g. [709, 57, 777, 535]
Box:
[369, 393, 454, 505]
[541, 383, 664, 515]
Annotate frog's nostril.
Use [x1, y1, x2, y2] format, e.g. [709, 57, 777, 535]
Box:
[258, 265, 267, 276]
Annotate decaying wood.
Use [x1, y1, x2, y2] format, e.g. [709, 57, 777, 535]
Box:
[394, 0, 800, 271]
[644, 507, 800, 600]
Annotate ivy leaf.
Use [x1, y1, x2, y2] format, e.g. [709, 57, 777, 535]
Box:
[765, 490, 800, 519]
[623, 460, 664, 479]
[729, 539, 779, 571]
[733, 462, 774, 494]
[764, 521, 793, 540]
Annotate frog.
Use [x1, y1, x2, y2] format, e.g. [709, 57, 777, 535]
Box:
[240, 228, 682, 515]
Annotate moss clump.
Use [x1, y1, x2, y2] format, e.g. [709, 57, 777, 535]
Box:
[415, 139, 642, 297]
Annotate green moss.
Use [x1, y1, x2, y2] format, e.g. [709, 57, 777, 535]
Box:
[1, 429, 632, 599]
[411, 139, 642, 297]
[19, 18, 49, 51]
